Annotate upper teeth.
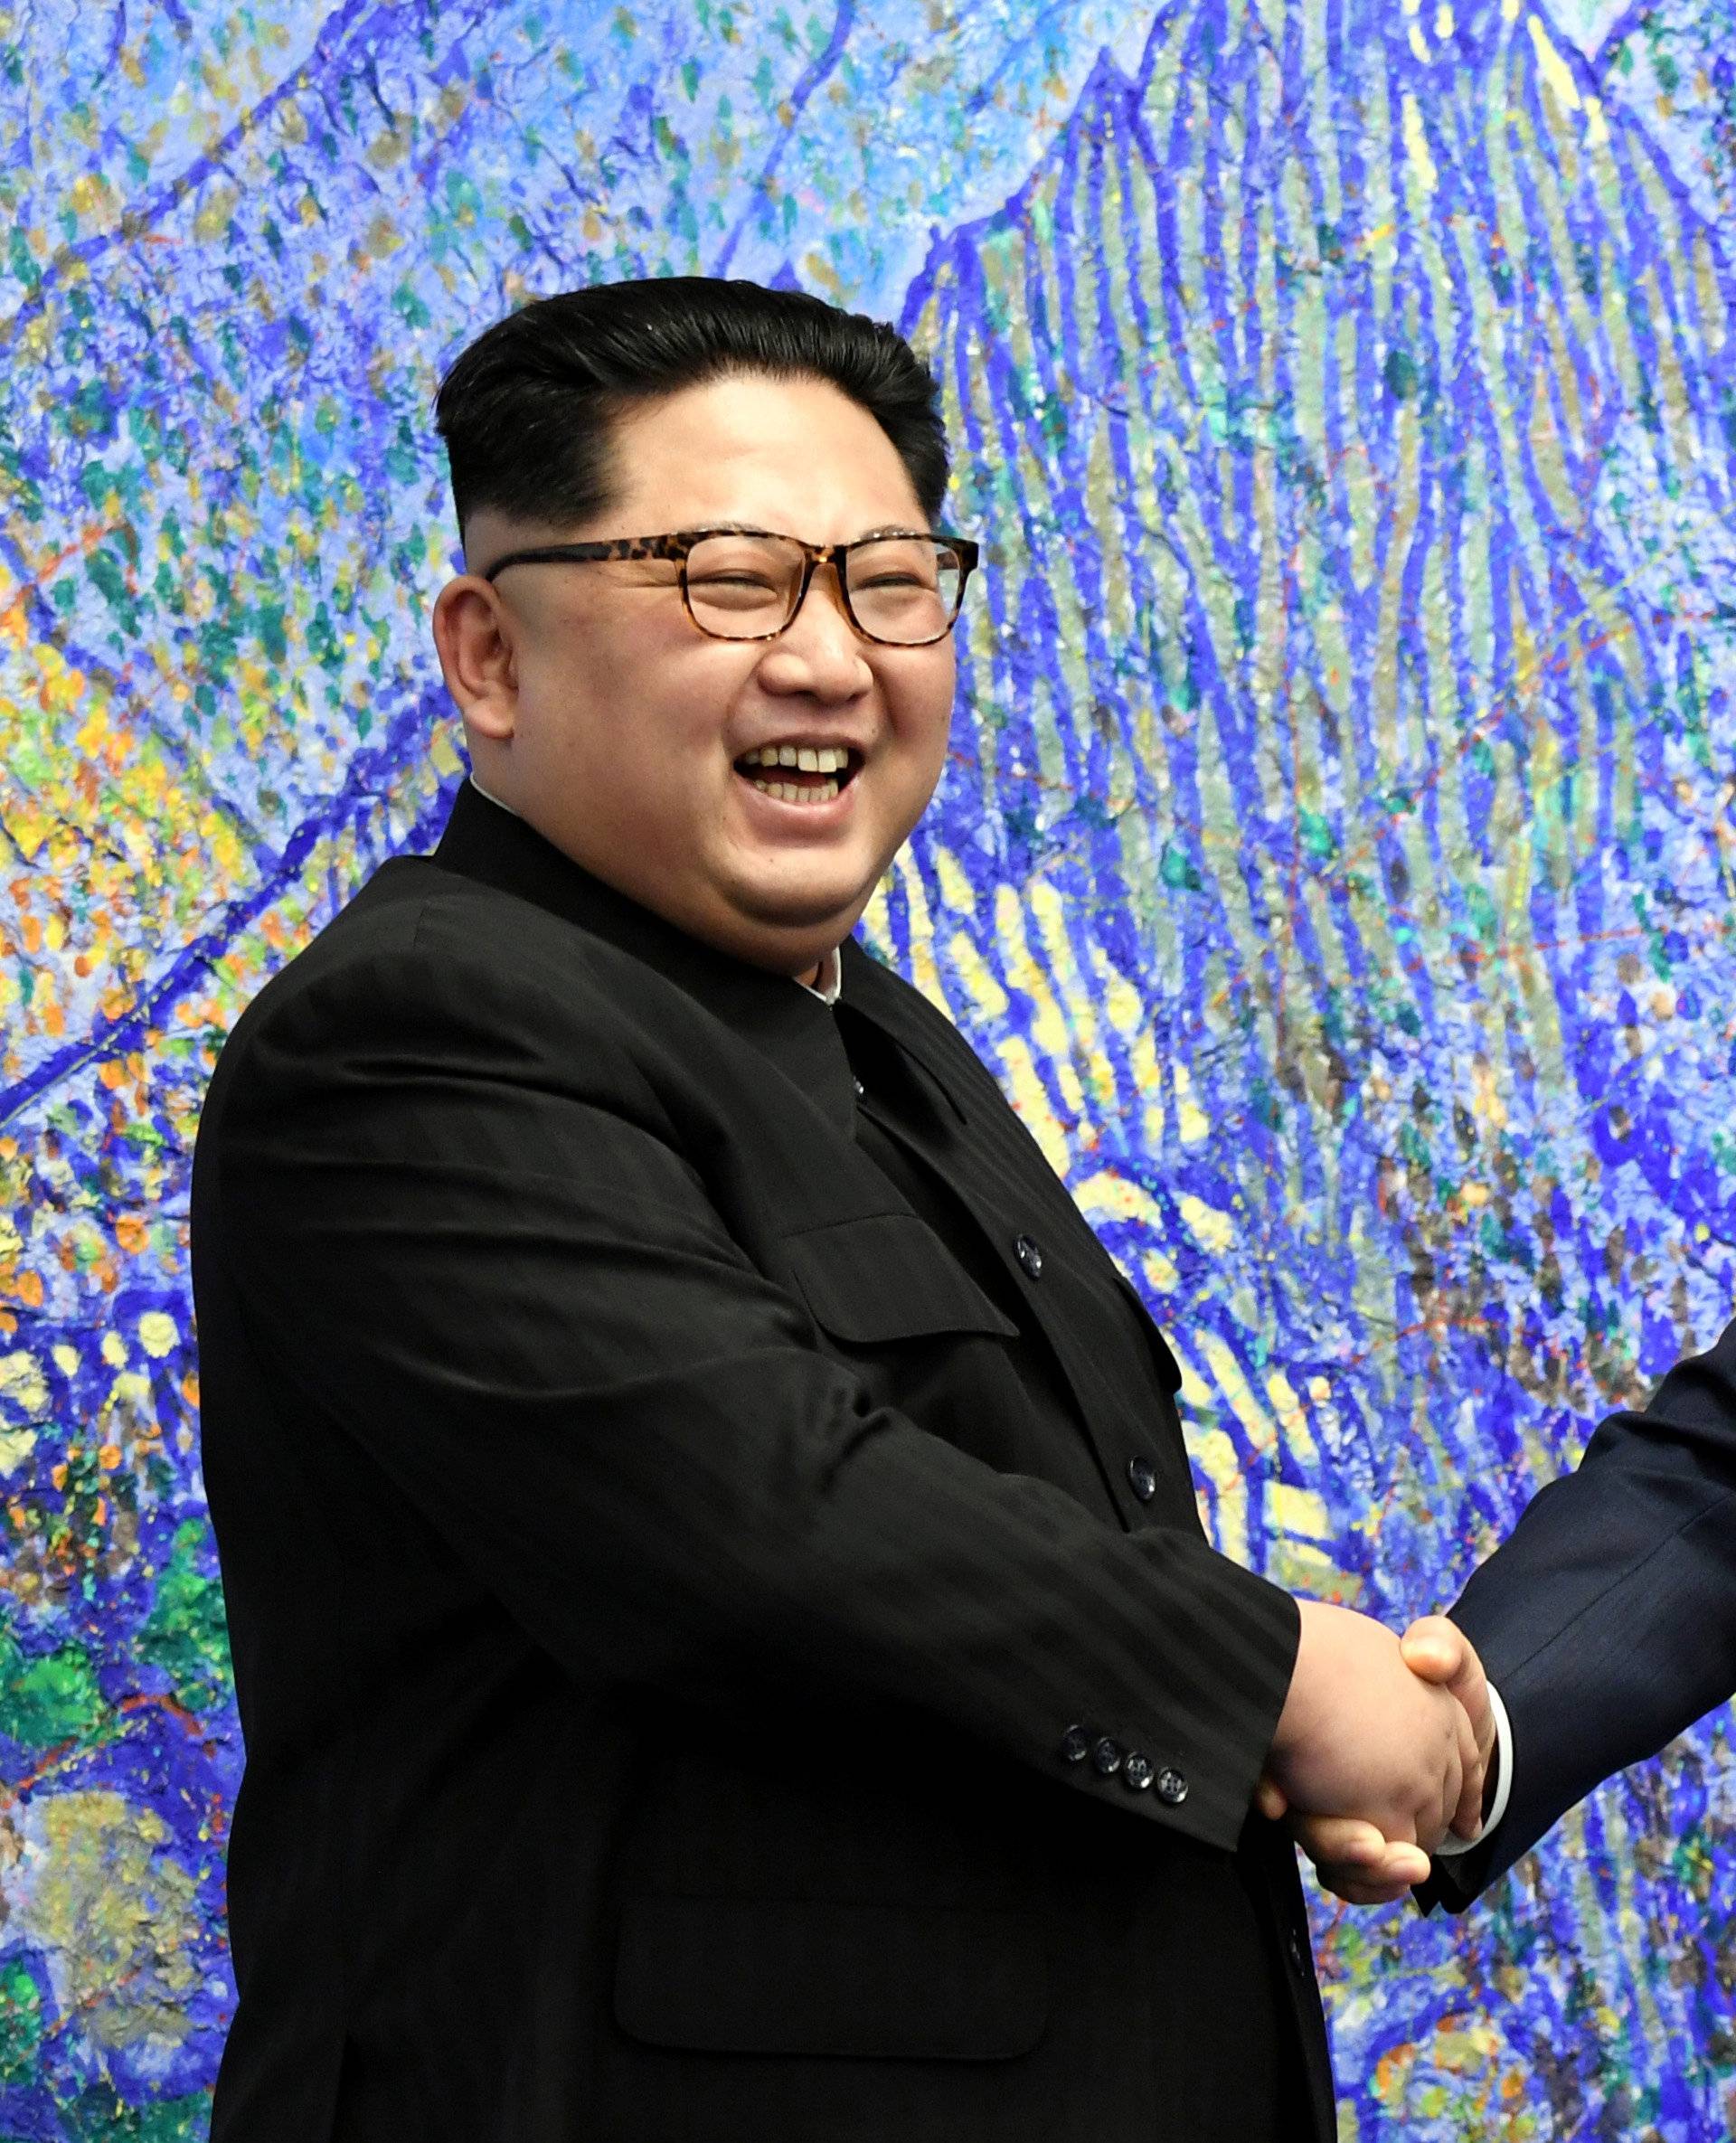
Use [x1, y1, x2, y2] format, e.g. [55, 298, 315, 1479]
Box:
[742, 744, 851, 771]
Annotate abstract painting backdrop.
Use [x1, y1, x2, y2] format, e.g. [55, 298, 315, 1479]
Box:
[3, 0, 1735, 2134]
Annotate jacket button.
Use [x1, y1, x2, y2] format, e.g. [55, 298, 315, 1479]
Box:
[1014, 1233, 1043, 1279]
[1123, 1751, 1154, 1792]
[1156, 1766, 1188, 1806]
[1091, 1736, 1123, 1777]
[853, 1077, 865, 1100]
[1059, 1723, 1090, 1765]
[1127, 1455, 1157, 1501]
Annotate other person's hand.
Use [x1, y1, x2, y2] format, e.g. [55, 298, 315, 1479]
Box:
[1273, 1615, 1496, 1905]
[1398, 1615, 1495, 1788]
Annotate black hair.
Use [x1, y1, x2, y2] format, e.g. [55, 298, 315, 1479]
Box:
[434, 276, 949, 542]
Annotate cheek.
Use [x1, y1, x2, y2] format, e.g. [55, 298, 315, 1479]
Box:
[511, 622, 618, 751]
[519, 628, 747, 779]
[890, 658, 957, 780]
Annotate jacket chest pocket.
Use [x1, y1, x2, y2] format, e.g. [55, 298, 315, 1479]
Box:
[781, 1212, 1019, 1347]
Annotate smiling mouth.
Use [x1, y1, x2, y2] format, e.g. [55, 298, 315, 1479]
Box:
[732, 742, 863, 806]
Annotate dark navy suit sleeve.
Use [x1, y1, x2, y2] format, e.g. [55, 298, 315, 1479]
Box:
[1426, 1324, 1736, 1907]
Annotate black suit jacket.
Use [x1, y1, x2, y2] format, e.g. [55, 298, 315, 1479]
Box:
[193, 781, 1332, 2140]
[1428, 1326, 1736, 1907]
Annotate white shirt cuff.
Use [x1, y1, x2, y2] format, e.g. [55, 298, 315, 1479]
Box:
[1433, 1680, 1513, 1855]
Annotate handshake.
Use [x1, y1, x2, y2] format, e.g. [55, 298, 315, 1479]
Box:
[1260, 1602, 1494, 1907]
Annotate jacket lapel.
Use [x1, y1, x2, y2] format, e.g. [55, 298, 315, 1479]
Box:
[838, 936, 1193, 1526]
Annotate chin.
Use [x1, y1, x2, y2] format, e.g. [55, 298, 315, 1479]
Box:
[728, 869, 875, 940]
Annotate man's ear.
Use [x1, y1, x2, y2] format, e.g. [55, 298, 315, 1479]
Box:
[433, 575, 518, 742]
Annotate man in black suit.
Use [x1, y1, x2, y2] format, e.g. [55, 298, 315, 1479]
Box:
[1282, 1330, 1736, 1911]
[193, 277, 1486, 2141]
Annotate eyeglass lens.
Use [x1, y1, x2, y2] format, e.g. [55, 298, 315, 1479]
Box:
[683, 533, 963, 645]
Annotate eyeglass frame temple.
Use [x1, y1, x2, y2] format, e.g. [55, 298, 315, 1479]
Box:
[481, 531, 981, 645]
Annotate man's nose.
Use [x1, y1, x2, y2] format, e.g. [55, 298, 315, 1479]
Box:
[757, 566, 873, 699]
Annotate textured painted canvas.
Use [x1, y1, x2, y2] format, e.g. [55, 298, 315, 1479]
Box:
[3, 0, 1735, 2134]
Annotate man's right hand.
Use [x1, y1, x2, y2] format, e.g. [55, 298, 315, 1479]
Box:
[1255, 1600, 1486, 1860]
[1274, 1616, 1499, 1903]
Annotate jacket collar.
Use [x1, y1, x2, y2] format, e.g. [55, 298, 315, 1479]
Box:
[430, 780, 860, 1135]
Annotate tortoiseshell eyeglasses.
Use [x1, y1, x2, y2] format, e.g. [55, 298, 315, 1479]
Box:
[483, 527, 979, 647]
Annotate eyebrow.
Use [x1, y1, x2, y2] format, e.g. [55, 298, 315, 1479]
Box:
[698, 519, 932, 543]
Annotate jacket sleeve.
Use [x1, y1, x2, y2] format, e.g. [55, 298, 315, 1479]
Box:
[1424, 1329, 1736, 1907]
[203, 924, 1299, 1855]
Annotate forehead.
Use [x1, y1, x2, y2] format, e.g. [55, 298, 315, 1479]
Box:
[601, 373, 929, 541]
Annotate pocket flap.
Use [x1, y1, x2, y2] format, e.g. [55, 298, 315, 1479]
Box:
[614, 1897, 1048, 2061]
[1112, 1271, 1183, 1392]
[784, 1213, 1019, 1345]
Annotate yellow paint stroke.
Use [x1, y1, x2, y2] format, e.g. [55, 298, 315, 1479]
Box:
[948, 930, 1009, 1023]
[1072, 1166, 1163, 1229]
[1402, 93, 1439, 194]
[1174, 1063, 1210, 1145]
[1065, 1173, 1183, 1289]
[1527, 14, 1580, 112]
[993, 884, 1085, 1118]
[428, 722, 464, 780]
[930, 844, 976, 920]
[1195, 1327, 1278, 1455]
[1269, 1482, 1334, 1544]
[14, 1792, 201, 2053]
[137, 1312, 178, 1359]
[1470, 1055, 1509, 1130]
[1093, 953, 1168, 1146]
[995, 1033, 1071, 1177]
[891, 848, 951, 1015]
[1190, 1425, 1249, 1563]
[1264, 1368, 1323, 1471]
[0, 1349, 48, 1414]
[1027, 878, 1113, 1109]
[1168, 1336, 1218, 1417]
[1175, 1192, 1235, 1258]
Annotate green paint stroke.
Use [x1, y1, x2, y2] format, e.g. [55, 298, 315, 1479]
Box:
[0, 1626, 107, 1748]
[137, 1519, 233, 1715]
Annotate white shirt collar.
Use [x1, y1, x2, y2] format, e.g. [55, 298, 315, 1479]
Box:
[467, 773, 520, 818]
[799, 946, 843, 1005]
